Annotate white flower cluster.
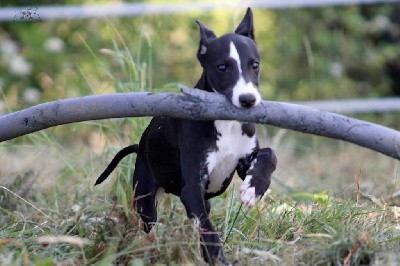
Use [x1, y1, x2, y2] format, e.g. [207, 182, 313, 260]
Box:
[44, 37, 65, 53]
[0, 34, 64, 104]
[0, 37, 32, 76]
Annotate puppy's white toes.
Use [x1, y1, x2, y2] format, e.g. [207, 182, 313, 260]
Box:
[240, 186, 259, 208]
[240, 175, 259, 208]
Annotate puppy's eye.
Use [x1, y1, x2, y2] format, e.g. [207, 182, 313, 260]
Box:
[217, 63, 227, 72]
[252, 61, 259, 70]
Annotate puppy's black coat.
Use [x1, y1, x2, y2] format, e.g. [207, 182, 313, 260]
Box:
[96, 8, 277, 264]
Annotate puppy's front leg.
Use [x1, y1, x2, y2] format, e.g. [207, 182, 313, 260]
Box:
[179, 159, 227, 264]
[181, 182, 225, 262]
[237, 148, 277, 208]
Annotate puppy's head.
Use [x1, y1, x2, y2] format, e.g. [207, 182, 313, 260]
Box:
[196, 8, 262, 108]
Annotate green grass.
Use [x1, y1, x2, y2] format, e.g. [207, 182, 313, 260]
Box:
[1, 136, 400, 265]
[0, 164, 400, 265]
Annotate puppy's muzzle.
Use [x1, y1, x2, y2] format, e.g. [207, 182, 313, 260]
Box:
[239, 93, 257, 108]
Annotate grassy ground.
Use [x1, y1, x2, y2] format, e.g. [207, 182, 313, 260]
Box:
[1, 126, 399, 265]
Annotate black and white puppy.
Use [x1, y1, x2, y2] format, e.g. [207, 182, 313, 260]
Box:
[95, 8, 277, 264]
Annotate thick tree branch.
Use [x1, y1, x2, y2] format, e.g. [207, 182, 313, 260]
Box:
[0, 88, 399, 160]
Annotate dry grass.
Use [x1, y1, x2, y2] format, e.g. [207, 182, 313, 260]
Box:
[1, 127, 400, 265]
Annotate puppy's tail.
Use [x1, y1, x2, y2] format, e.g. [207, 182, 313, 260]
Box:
[95, 144, 139, 186]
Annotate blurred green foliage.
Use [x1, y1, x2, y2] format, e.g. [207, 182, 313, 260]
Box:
[1, 3, 400, 265]
[0, 2, 399, 124]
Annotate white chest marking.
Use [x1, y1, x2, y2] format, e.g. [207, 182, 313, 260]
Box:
[205, 120, 256, 193]
[229, 42, 261, 108]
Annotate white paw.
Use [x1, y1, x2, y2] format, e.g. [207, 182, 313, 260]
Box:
[240, 186, 257, 208]
[240, 175, 260, 208]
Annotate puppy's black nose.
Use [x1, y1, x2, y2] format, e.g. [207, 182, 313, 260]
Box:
[239, 93, 256, 108]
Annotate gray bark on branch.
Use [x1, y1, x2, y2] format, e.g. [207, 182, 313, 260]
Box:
[0, 88, 399, 160]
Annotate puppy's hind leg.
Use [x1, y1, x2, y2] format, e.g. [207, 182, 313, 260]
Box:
[133, 156, 157, 233]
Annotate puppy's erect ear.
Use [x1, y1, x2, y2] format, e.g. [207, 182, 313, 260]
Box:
[235, 7, 255, 40]
[196, 20, 217, 56]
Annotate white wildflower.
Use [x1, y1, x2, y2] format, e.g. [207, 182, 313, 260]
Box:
[371, 15, 391, 32]
[22, 87, 41, 103]
[44, 37, 65, 53]
[0, 38, 18, 55]
[9, 54, 32, 76]
[329, 62, 343, 78]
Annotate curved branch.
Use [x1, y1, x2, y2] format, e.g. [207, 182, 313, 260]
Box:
[0, 88, 399, 160]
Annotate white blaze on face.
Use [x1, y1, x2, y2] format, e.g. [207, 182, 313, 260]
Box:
[229, 42, 261, 108]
